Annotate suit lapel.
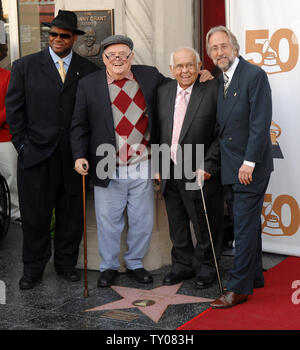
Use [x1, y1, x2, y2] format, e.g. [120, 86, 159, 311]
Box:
[40, 49, 63, 87]
[218, 57, 244, 134]
[165, 81, 177, 145]
[95, 70, 116, 138]
[165, 81, 178, 143]
[178, 80, 205, 145]
[131, 66, 153, 132]
[40, 49, 85, 90]
[63, 52, 82, 90]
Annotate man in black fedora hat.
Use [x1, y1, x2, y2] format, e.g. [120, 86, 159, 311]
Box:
[6, 10, 99, 290]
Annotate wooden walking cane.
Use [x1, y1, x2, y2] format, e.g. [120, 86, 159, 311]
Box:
[199, 184, 224, 295]
[197, 172, 224, 295]
[82, 165, 88, 298]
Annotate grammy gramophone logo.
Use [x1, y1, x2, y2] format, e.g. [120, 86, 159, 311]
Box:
[262, 193, 300, 237]
[245, 28, 299, 74]
[270, 120, 284, 159]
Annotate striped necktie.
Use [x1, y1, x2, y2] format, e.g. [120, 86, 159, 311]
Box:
[223, 73, 230, 97]
[58, 59, 66, 83]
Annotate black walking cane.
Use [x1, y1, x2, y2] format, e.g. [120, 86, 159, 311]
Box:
[198, 174, 224, 295]
[82, 164, 88, 298]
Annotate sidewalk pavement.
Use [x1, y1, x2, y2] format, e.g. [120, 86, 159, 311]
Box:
[0, 222, 286, 331]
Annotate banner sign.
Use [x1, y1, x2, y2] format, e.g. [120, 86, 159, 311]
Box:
[226, 0, 300, 256]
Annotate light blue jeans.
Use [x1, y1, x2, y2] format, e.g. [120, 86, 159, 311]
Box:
[94, 160, 154, 272]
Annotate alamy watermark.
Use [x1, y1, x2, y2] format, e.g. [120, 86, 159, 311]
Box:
[95, 142, 206, 190]
[0, 280, 6, 304]
[291, 280, 300, 305]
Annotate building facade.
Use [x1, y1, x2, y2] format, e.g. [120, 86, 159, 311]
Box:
[0, 0, 225, 271]
[1, 0, 205, 74]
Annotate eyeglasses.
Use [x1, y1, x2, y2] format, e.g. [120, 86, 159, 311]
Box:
[210, 44, 231, 53]
[104, 52, 132, 61]
[174, 63, 197, 72]
[49, 32, 72, 40]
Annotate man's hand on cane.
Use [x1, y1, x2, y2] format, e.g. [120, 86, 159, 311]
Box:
[196, 169, 212, 187]
[75, 158, 89, 176]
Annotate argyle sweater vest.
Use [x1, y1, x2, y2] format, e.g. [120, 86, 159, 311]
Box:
[108, 77, 150, 166]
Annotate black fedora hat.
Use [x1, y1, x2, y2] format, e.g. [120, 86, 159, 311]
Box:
[42, 10, 85, 35]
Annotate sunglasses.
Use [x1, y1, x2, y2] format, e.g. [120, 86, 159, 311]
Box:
[49, 32, 72, 39]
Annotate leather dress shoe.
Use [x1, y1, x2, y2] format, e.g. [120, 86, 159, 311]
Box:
[57, 268, 80, 282]
[127, 268, 153, 284]
[97, 269, 118, 288]
[194, 275, 216, 289]
[163, 272, 194, 286]
[210, 291, 248, 309]
[19, 275, 42, 290]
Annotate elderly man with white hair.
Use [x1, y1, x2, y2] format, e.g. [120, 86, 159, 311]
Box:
[155, 47, 224, 289]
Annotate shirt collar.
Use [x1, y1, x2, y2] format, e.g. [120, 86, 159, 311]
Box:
[223, 56, 239, 82]
[49, 47, 73, 67]
[176, 82, 194, 97]
[106, 70, 134, 84]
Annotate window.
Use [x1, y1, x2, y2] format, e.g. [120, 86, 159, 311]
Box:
[0, 0, 10, 69]
[18, 0, 55, 57]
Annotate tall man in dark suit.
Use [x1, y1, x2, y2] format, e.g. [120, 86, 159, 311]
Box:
[206, 26, 273, 308]
[6, 10, 98, 290]
[155, 47, 224, 289]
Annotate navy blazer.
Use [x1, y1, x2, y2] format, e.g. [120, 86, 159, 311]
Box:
[71, 65, 167, 187]
[217, 56, 274, 185]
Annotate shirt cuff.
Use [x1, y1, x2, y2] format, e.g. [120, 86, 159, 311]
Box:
[244, 160, 256, 168]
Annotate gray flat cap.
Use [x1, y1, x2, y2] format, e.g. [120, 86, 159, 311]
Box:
[101, 35, 134, 51]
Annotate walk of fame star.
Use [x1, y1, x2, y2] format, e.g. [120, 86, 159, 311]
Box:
[86, 283, 213, 323]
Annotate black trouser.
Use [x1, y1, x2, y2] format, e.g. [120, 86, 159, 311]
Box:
[163, 163, 224, 277]
[223, 176, 270, 295]
[17, 145, 83, 277]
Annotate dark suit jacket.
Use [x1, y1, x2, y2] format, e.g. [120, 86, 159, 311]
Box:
[217, 56, 274, 185]
[5, 48, 98, 170]
[70, 65, 168, 187]
[156, 78, 221, 198]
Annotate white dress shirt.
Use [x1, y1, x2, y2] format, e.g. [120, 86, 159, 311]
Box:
[49, 47, 73, 74]
[174, 83, 194, 108]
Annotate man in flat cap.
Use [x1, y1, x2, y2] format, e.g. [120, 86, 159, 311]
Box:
[6, 10, 99, 290]
[71, 34, 212, 287]
[71, 35, 164, 287]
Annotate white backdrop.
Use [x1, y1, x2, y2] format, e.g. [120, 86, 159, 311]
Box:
[226, 0, 300, 256]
